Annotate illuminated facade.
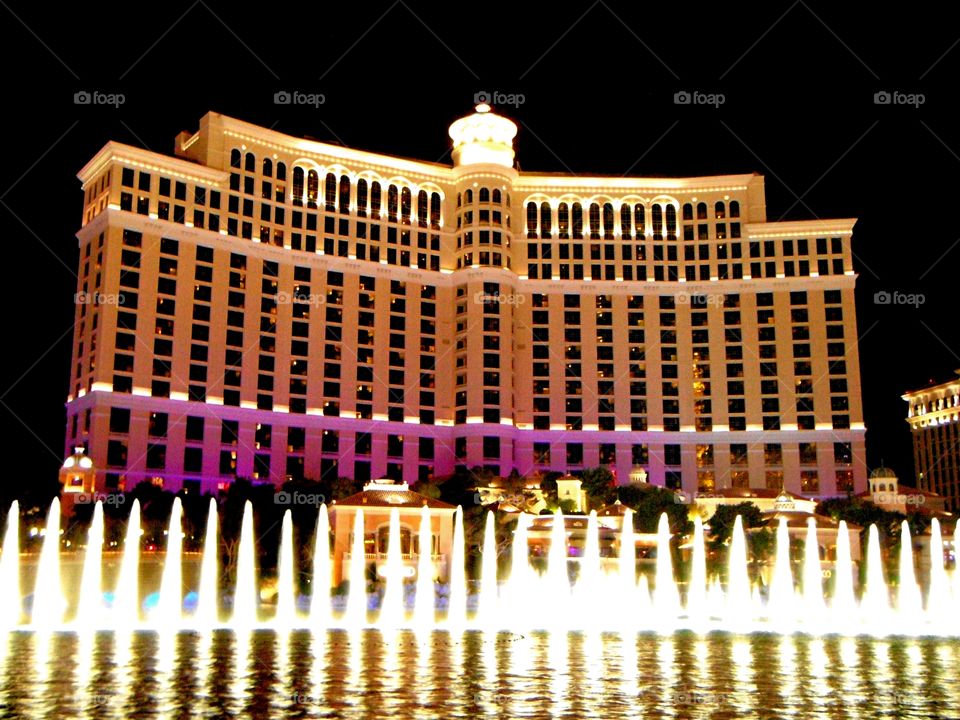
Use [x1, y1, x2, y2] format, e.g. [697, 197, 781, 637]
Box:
[904, 375, 960, 511]
[66, 105, 867, 498]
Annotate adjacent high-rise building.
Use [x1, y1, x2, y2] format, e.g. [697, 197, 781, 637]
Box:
[66, 105, 867, 498]
[904, 374, 960, 511]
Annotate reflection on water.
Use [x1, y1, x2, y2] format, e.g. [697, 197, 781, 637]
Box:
[1, 630, 958, 719]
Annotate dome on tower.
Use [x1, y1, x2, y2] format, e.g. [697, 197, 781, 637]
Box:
[869, 466, 897, 479]
[448, 104, 518, 169]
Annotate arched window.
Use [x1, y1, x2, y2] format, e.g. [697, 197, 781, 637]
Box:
[430, 192, 441, 228]
[634, 204, 645, 238]
[589, 203, 601, 239]
[400, 187, 412, 223]
[558, 203, 570, 238]
[292, 167, 304, 206]
[356, 179, 368, 216]
[602, 203, 614, 239]
[307, 170, 319, 208]
[417, 190, 428, 227]
[262, 158, 273, 177]
[682, 203, 693, 221]
[696, 202, 707, 220]
[276, 162, 286, 181]
[540, 202, 552, 238]
[620, 204, 632, 238]
[387, 185, 399, 221]
[572, 203, 584, 239]
[230, 149, 242, 168]
[665, 205, 677, 238]
[479, 187, 490, 203]
[492, 189, 502, 204]
[715, 201, 726, 219]
[245, 152, 255, 172]
[651, 205, 663, 238]
[370, 182, 382, 219]
[464, 189, 473, 204]
[339, 175, 350, 213]
[526, 202, 538, 236]
[324, 173, 337, 210]
[730, 200, 740, 218]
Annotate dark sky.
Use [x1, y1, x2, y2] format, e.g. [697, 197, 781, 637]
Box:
[1, 1, 957, 490]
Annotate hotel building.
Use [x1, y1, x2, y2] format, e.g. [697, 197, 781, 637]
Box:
[66, 105, 867, 499]
[904, 374, 960, 511]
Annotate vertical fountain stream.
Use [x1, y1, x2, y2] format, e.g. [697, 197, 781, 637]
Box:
[378, 508, 405, 627]
[75, 501, 105, 626]
[927, 518, 950, 621]
[767, 517, 796, 626]
[275, 510, 296, 626]
[896, 521, 923, 622]
[0, 501, 20, 627]
[194, 498, 219, 627]
[112, 499, 141, 628]
[831, 520, 857, 625]
[232, 500, 258, 627]
[414, 505, 435, 627]
[343, 508, 367, 627]
[476, 511, 499, 627]
[31, 498, 65, 626]
[725, 515, 752, 629]
[861, 525, 890, 627]
[652, 514, 680, 622]
[155, 497, 184, 626]
[802, 518, 825, 629]
[311, 504, 331, 626]
[686, 515, 708, 625]
[446, 506, 467, 629]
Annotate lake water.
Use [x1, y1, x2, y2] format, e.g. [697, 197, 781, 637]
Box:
[0, 629, 957, 719]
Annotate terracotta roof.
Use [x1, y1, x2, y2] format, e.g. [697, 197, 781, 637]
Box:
[855, 484, 942, 498]
[332, 489, 455, 509]
[761, 511, 861, 531]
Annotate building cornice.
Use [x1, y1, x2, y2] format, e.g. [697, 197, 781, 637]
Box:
[77, 141, 229, 187]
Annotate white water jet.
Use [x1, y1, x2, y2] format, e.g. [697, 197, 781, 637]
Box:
[413, 505, 435, 627]
[652, 513, 680, 621]
[310, 504, 331, 626]
[194, 498, 219, 627]
[575, 511, 603, 627]
[927, 518, 950, 621]
[342, 508, 367, 627]
[154, 497, 183, 626]
[504, 512, 532, 629]
[0, 501, 21, 627]
[725, 515, 752, 628]
[232, 500, 258, 626]
[476, 511, 499, 627]
[896, 521, 923, 618]
[275, 510, 297, 626]
[541, 509, 570, 628]
[802, 517, 825, 628]
[831, 520, 857, 625]
[767, 517, 796, 625]
[75, 501, 106, 626]
[685, 514, 708, 625]
[446, 506, 467, 629]
[31, 498, 65, 626]
[860, 525, 890, 627]
[112, 499, 141, 629]
[378, 508, 406, 627]
[616, 508, 637, 626]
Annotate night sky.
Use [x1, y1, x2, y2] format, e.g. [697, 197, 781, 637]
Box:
[1, 1, 956, 490]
